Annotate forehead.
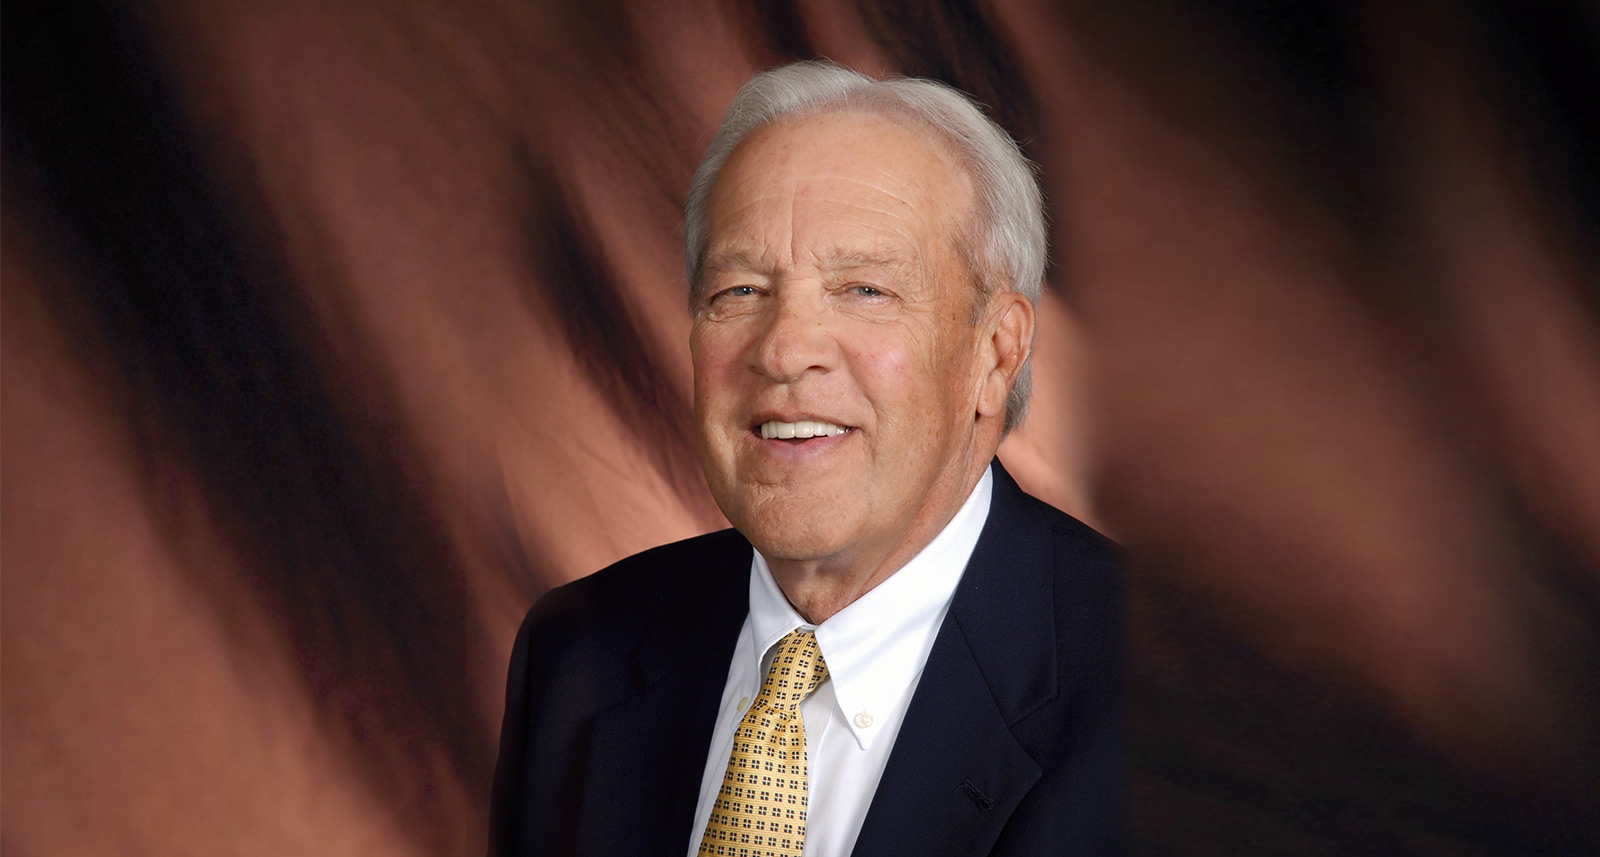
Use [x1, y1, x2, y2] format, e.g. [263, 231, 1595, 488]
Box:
[705, 110, 974, 267]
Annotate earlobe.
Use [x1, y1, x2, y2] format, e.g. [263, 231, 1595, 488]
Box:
[975, 293, 1035, 419]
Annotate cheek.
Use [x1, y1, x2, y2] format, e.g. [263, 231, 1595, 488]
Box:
[848, 322, 964, 398]
[844, 330, 914, 392]
[690, 328, 745, 401]
[844, 334, 946, 433]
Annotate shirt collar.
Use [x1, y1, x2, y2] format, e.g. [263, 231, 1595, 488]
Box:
[746, 465, 994, 749]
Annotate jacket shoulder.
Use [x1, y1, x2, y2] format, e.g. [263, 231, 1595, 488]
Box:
[524, 527, 751, 636]
[1018, 490, 1122, 637]
[991, 458, 1120, 572]
[500, 527, 751, 728]
[1032, 495, 1121, 571]
[489, 528, 749, 855]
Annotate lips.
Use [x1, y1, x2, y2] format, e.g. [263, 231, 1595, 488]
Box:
[756, 418, 852, 439]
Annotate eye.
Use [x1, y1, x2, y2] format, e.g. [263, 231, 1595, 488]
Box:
[849, 284, 884, 298]
[710, 285, 760, 302]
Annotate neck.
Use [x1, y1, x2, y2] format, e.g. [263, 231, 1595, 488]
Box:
[768, 454, 992, 624]
[768, 559, 895, 625]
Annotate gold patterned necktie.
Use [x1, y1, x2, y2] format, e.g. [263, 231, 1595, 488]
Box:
[699, 628, 830, 857]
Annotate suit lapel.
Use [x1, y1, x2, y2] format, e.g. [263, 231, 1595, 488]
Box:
[574, 534, 752, 856]
[852, 461, 1057, 857]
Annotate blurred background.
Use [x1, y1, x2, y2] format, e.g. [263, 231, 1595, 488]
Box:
[5, 0, 1599, 853]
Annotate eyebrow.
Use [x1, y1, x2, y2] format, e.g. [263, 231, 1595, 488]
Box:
[700, 251, 774, 278]
[699, 246, 914, 278]
[823, 250, 905, 270]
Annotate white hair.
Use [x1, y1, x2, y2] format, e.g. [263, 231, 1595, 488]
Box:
[683, 60, 1047, 432]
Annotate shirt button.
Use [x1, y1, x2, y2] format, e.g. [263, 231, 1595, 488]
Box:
[853, 711, 874, 729]
[738, 696, 750, 711]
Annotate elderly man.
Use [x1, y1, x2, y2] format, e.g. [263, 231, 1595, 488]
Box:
[490, 62, 1120, 856]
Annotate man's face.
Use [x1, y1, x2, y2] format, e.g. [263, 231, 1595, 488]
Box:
[691, 111, 996, 574]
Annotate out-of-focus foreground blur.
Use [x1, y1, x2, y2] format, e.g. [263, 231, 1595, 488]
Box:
[4, 1, 1598, 854]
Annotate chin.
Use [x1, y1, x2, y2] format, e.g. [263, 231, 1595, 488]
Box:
[730, 508, 844, 564]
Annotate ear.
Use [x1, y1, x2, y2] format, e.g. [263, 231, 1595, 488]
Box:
[975, 291, 1035, 419]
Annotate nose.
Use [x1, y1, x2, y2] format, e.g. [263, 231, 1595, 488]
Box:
[747, 291, 834, 383]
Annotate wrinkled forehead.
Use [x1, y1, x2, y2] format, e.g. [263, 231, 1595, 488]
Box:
[706, 110, 978, 260]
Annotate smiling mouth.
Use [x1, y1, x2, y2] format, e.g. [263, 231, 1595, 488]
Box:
[755, 419, 853, 440]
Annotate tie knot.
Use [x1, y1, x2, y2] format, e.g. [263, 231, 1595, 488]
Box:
[759, 628, 829, 711]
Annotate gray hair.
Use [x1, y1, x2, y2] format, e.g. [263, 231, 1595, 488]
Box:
[683, 61, 1047, 432]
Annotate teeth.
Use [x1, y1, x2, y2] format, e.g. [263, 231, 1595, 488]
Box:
[759, 419, 850, 439]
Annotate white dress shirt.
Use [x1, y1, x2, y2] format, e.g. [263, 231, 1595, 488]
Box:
[687, 466, 994, 857]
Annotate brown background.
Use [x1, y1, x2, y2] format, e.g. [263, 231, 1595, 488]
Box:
[5, 1, 1599, 854]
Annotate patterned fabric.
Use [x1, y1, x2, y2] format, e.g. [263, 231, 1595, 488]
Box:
[699, 629, 830, 856]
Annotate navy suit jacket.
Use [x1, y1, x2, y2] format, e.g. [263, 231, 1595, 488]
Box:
[489, 461, 1123, 856]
